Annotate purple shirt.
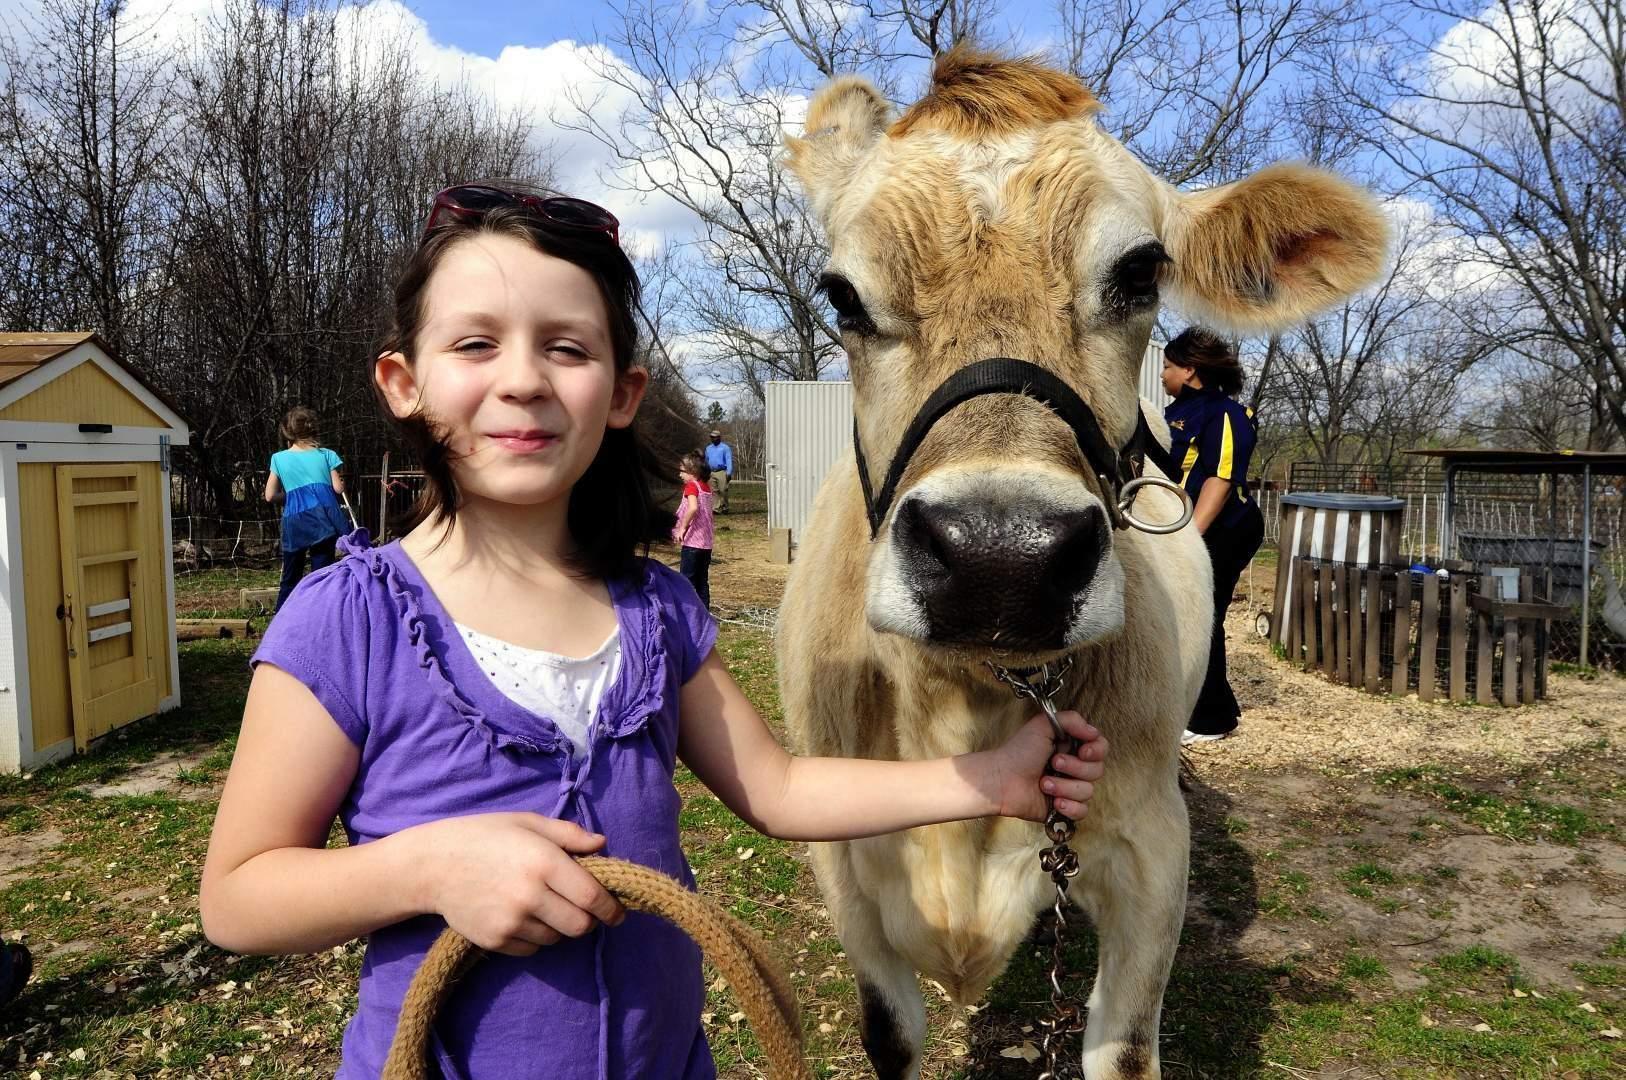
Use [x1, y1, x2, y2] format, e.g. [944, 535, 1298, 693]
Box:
[254, 532, 719, 1079]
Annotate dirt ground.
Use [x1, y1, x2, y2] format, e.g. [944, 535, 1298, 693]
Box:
[3, 511, 1621, 1078]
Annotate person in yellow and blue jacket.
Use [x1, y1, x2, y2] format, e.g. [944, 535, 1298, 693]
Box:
[1161, 328, 1266, 746]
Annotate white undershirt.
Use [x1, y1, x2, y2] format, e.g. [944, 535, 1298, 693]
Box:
[455, 624, 621, 757]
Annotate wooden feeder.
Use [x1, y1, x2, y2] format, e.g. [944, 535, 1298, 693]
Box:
[0, 333, 191, 772]
[1270, 492, 1566, 705]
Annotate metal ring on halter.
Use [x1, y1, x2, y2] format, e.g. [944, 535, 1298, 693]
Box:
[1117, 474, 1195, 534]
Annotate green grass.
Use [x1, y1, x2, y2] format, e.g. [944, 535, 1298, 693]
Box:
[1378, 766, 1607, 844]
[2, 627, 1622, 1078]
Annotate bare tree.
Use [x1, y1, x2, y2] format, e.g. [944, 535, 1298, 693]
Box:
[0, 0, 173, 358]
[1, 0, 540, 514]
[1055, 0, 1356, 185]
[1262, 221, 1468, 465]
[1334, 0, 1626, 448]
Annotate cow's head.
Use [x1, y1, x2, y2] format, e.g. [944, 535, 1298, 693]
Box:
[786, 48, 1386, 661]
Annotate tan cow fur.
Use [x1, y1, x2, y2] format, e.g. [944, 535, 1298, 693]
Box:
[778, 47, 1386, 1080]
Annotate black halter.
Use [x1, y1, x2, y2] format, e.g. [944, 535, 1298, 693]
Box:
[852, 357, 1184, 541]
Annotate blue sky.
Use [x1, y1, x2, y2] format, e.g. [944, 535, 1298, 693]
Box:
[395, 1, 604, 53]
[395, 0, 1063, 59]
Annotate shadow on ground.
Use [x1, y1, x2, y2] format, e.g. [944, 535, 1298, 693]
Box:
[955, 770, 1352, 1078]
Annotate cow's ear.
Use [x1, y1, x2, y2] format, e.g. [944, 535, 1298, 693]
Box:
[785, 77, 890, 218]
[1162, 163, 1389, 332]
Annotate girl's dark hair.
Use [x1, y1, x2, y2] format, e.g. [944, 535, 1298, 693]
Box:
[376, 186, 665, 580]
[280, 406, 321, 444]
[680, 453, 711, 483]
[1165, 327, 1245, 396]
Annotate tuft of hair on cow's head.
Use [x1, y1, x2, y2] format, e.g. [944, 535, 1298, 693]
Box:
[786, 48, 1388, 659]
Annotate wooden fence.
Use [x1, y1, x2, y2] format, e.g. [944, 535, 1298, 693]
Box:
[1280, 557, 1566, 706]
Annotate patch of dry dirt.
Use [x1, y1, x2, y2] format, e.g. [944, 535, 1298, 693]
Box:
[73, 749, 217, 801]
[1188, 767, 1626, 992]
[651, 509, 789, 614]
[0, 827, 65, 889]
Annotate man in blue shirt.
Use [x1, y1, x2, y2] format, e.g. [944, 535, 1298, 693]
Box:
[704, 429, 734, 512]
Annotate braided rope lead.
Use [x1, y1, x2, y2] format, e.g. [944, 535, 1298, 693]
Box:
[382, 856, 813, 1080]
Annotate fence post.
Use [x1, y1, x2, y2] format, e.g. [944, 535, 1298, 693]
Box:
[1332, 564, 1348, 682]
[1419, 574, 1440, 701]
[1448, 577, 1468, 702]
[1364, 569, 1381, 693]
[1392, 571, 1411, 697]
[1520, 570, 1535, 703]
[379, 452, 391, 543]
[1475, 575, 1495, 706]
[1580, 463, 1593, 666]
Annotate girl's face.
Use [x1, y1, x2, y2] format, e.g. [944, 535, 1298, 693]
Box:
[1161, 356, 1195, 397]
[376, 232, 647, 511]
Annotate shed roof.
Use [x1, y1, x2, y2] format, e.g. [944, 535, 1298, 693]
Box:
[1403, 448, 1626, 476]
[0, 332, 111, 389]
[0, 331, 188, 432]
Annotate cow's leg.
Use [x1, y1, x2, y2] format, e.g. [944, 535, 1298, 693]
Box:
[1071, 776, 1189, 1080]
[809, 842, 927, 1080]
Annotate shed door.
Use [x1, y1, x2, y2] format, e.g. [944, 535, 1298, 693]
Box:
[55, 464, 159, 749]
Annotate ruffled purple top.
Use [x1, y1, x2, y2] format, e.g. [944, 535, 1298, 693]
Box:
[255, 531, 719, 1079]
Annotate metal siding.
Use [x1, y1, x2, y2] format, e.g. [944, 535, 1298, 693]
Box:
[0, 360, 167, 427]
[18, 464, 72, 751]
[764, 348, 1166, 540]
[765, 381, 855, 539]
[1138, 341, 1170, 408]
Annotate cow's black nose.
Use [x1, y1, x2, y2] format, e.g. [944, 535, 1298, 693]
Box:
[893, 495, 1109, 650]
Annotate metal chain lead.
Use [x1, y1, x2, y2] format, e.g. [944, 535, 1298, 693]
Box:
[986, 657, 1086, 1080]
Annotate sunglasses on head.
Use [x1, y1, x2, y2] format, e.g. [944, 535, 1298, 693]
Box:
[422, 185, 621, 246]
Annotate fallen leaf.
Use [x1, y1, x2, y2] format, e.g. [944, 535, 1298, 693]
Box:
[729, 1011, 746, 1024]
[1511, 988, 1527, 998]
[1419, 1014, 1437, 1028]
[1599, 1027, 1622, 1040]
[736, 848, 755, 862]
[1472, 1023, 1492, 1033]
[818, 1023, 834, 1034]
[1000, 1043, 1041, 1063]
[1579, 1002, 1597, 1013]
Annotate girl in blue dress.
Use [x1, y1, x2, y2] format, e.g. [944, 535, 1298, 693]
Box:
[265, 406, 351, 609]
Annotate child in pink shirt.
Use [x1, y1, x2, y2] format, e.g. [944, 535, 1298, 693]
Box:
[674, 453, 715, 608]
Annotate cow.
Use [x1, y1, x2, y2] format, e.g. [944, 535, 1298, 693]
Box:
[776, 48, 1387, 1080]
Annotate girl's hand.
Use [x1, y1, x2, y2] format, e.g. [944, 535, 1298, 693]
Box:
[988, 711, 1107, 823]
[409, 813, 626, 956]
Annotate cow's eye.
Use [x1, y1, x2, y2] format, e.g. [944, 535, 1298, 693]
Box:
[1107, 242, 1171, 314]
[818, 272, 877, 336]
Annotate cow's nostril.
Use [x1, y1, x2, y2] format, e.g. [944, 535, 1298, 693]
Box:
[1045, 508, 1106, 594]
[900, 499, 954, 576]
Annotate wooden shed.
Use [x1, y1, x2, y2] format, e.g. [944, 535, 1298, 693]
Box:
[0, 332, 190, 772]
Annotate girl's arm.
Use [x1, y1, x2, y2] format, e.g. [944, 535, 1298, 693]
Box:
[330, 469, 345, 496]
[201, 665, 622, 957]
[263, 471, 282, 503]
[1192, 476, 1231, 535]
[676, 652, 1103, 842]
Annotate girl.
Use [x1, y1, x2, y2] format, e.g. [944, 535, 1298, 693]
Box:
[200, 183, 1106, 1080]
[1161, 327, 1265, 745]
[673, 452, 714, 609]
[264, 406, 350, 610]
